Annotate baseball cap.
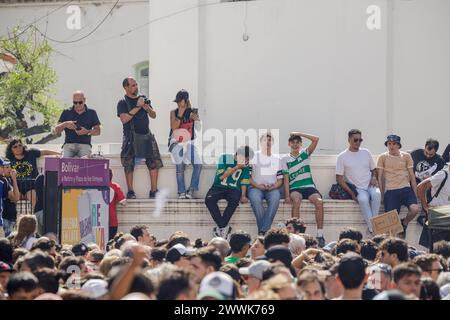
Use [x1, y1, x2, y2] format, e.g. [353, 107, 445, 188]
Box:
[198, 272, 235, 300]
[81, 279, 109, 298]
[369, 263, 393, 278]
[0, 261, 13, 273]
[263, 245, 293, 267]
[71, 243, 89, 256]
[173, 90, 189, 103]
[0, 158, 11, 166]
[166, 243, 194, 263]
[373, 289, 408, 300]
[384, 134, 402, 148]
[239, 260, 271, 280]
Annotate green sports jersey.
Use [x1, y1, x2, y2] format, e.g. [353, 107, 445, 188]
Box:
[213, 154, 250, 191]
[281, 149, 316, 190]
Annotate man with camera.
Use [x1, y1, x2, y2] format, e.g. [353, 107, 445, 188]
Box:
[117, 77, 163, 199]
[54, 91, 101, 157]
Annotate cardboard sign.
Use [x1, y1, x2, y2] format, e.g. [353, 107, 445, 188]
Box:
[371, 210, 404, 235]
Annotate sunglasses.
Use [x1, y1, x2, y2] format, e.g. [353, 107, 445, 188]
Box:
[353, 138, 363, 143]
[12, 144, 23, 149]
[73, 101, 84, 105]
[429, 268, 443, 273]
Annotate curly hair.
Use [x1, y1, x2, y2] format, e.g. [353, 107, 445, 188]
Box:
[5, 138, 28, 160]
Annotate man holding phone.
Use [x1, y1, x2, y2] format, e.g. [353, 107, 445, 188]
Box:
[55, 91, 101, 157]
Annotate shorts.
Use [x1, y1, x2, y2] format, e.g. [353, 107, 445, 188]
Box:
[384, 187, 417, 213]
[120, 133, 164, 173]
[290, 187, 322, 199]
[17, 179, 35, 195]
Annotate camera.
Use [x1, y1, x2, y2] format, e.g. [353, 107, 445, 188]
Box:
[139, 95, 151, 105]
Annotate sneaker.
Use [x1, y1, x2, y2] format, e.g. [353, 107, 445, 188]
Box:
[213, 226, 220, 237]
[185, 189, 194, 199]
[316, 236, 326, 248]
[223, 225, 233, 239]
[126, 191, 136, 199]
[149, 189, 159, 199]
[398, 219, 408, 239]
[178, 192, 187, 199]
[417, 214, 426, 227]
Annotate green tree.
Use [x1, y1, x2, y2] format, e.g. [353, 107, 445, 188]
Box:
[0, 26, 61, 143]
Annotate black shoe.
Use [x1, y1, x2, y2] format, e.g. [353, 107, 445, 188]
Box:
[149, 189, 159, 199]
[126, 191, 136, 199]
[398, 219, 407, 239]
[316, 236, 326, 248]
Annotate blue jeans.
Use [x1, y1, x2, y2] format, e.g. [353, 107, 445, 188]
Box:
[2, 219, 16, 237]
[170, 142, 202, 193]
[248, 187, 281, 233]
[63, 143, 92, 158]
[356, 186, 381, 232]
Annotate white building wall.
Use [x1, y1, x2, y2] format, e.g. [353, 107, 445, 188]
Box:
[0, 0, 149, 147]
[149, 0, 450, 156]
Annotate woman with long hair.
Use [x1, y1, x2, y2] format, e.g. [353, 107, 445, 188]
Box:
[168, 90, 202, 199]
[12, 215, 38, 250]
[5, 138, 60, 211]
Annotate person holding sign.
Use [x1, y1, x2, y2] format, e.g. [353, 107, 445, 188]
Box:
[377, 135, 419, 239]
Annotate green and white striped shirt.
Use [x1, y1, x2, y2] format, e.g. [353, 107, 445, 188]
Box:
[281, 149, 316, 190]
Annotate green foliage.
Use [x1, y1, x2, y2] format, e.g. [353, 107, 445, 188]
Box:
[0, 26, 61, 143]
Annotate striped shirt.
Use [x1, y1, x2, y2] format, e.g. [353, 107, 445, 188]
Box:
[281, 149, 316, 190]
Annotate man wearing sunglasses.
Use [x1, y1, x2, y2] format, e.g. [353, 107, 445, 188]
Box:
[336, 129, 381, 235]
[54, 91, 101, 157]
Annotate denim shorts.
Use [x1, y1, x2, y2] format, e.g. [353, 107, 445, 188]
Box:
[384, 187, 417, 213]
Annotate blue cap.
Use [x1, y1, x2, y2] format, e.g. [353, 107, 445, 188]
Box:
[0, 158, 11, 166]
[384, 134, 402, 148]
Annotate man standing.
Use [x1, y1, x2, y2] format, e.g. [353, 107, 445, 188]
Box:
[411, 139, 446, 225]
[336, 129, 381, 234]
[205, 146, 253, 239]
[55, 91, 101, 157]
[281, 132, 325, 247]
[248, 133, 283, 235]
[117, 77, 163, 199]
[377, 135, 419, 238]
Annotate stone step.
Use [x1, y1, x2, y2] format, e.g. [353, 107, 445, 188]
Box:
[117, 199, 425, 248]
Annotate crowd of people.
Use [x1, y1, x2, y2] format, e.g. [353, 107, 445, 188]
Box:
[0, 76, 449, 300]
[1, 223, 450, 300]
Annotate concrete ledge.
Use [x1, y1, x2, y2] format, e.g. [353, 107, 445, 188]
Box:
[117, 199, 424, 248]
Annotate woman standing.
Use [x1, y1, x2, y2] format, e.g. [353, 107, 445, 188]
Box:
[169, 90, 202, 199]
[6, 138, 60, 211]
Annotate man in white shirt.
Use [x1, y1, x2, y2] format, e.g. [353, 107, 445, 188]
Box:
[336, 129, 381, 234]
[248, 133, 283, 235]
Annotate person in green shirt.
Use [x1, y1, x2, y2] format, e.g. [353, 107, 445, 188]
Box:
[224, 231, 252, 264]
[281, 132, 325, 247]
[205, 146, 254, 239]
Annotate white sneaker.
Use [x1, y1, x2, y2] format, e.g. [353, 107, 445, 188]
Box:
[178, 192, 187, 199]
[223, 225, 232, 239]
[185, 190, 193, 199]
[213, 226, 220, 237]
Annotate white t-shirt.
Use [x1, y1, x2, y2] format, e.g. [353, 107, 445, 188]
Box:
[335, 148, 376, 190]
[23, 236, 37, 250]
[429, 169, 450, 207]
[250, 151, 283, 185]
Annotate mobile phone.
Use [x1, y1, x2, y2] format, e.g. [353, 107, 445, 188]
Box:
[192, 108, 198, 114]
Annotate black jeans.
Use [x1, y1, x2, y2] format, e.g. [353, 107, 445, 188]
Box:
[205, 186, 241, 228]
[109, 227, 118, 241]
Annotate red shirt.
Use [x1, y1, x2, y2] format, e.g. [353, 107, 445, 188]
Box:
[109, 181, 125, 227]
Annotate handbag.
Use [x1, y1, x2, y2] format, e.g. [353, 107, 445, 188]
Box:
[329, 182, 358, 200]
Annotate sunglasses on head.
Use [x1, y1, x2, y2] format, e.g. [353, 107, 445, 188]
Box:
[73, 101, 84, 105]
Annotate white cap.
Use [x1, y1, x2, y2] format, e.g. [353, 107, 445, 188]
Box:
[198, 272, 234, 300]
[81, 279, 108, 298]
